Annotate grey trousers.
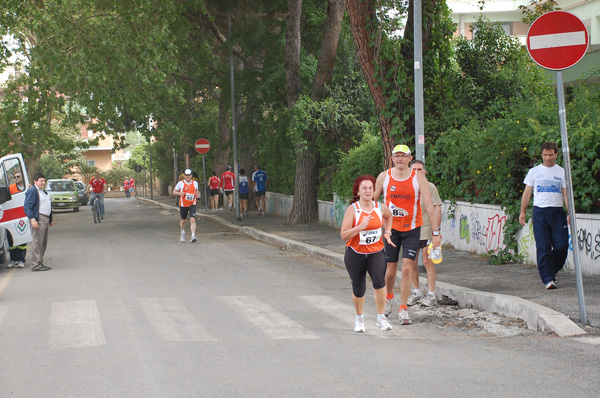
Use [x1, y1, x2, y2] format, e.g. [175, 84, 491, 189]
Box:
[30, 214, 50, 268]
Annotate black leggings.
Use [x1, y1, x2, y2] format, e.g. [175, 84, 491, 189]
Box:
[344, 248, 387, 298]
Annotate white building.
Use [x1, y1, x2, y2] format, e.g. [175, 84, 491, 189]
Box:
[448, 0, 600, 82]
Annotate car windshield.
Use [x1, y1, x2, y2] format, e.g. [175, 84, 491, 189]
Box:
[47, 181, 75, 192]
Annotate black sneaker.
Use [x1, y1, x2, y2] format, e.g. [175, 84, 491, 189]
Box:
[32, 265, 50, 272]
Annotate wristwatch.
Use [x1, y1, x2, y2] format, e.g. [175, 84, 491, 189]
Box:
[432, 230, 440, 236]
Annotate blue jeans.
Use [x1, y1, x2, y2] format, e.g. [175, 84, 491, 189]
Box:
[532, 206, 569, 284]
[91, 193, 105, 217]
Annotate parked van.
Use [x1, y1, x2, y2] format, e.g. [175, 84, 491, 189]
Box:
[0, 153, 32, 266]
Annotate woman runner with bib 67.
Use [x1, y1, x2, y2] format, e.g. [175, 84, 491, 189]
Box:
[340, 175, 396, 333]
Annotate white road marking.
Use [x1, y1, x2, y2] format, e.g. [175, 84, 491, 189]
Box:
[529, 31, 586, 50]
[49, 300, 106, 349]
[138, 297, 216, 342]
[221, 296, 319, 340]
[298, 295, 355, 324]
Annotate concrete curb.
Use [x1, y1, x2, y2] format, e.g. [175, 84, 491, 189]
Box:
[139, 198, 586, 337]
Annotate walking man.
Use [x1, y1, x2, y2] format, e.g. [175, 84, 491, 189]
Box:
[374, 144, 441, 325]
[124, 177, 130, 198]
[24, 172, 53, 272]
[174, 169, 200, 243]
[252, 164, 268, 217]
[519, 141, 569, 290]
[407, 160, 442, 307]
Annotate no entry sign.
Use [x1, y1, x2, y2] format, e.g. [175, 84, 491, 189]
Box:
[527, 11, 589, 71]
[195, 138, 210, 154]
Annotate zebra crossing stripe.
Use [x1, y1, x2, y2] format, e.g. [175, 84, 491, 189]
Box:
[49, 300, 106, 349]
[138, 297, 216, 342]
[220, 296, 319, 340]
[298, 295, 355, 324]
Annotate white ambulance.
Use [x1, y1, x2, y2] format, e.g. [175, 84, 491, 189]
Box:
[0, 153, 32, 265]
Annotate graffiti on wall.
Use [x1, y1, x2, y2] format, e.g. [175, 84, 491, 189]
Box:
[577, 227, 600, 261]
[455, 211, 507, 252]
[518, 222, 535, 255]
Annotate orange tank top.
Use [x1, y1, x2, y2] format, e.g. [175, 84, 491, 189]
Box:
[346, 201, 384, 254]
[382, 168, 422, 232]
[178, 181, 198, 207]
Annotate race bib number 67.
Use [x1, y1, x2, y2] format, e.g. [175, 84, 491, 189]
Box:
[359, 229, 382, 245]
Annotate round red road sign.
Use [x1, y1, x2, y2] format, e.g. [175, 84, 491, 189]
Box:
[527, 11, 589, 71]
[194, 138, 210, 154]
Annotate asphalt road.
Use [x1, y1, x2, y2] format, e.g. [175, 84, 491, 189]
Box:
[0, 199, 599, 397]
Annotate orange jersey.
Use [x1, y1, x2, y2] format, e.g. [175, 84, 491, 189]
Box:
[381, 168, 422, 232]
[346, 201, 384, 254]
[176, 180, 198, 207]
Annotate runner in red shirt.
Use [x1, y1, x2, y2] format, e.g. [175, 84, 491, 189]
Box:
[220, 165, 235, 211]
[123, 178, 130, 198]
[208, 171, 220, 211]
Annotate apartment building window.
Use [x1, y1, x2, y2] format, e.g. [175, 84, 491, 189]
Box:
[87, 160, 96, 167]
[499, 23, 512, 36]
[472, 22, 512, 38]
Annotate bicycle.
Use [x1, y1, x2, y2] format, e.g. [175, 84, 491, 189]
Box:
[91, 193, 101, 224]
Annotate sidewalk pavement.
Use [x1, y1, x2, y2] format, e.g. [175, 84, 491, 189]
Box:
[140, 197, 600, 337]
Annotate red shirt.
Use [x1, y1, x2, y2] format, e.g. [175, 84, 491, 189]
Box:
[123, 179, 130, 189]
[90, 178, 107, 194]
[221, 171, 235, 190]
[209, 176, 220, 189]
[129, 178, 135, 188]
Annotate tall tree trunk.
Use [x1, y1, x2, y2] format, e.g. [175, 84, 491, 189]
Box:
[285, 0, 303, 109]
[288, 0, 344, 225]
[213, 93, 230, 175]
[345, 0, 394, 167]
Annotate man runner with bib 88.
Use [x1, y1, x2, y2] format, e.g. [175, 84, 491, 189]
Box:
[374, 144, 442, 325]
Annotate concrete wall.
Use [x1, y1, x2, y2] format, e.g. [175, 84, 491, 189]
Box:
[265, 193, 600, 275]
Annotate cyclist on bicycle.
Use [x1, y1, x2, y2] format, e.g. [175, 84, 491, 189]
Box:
[88, 172, 107, 220]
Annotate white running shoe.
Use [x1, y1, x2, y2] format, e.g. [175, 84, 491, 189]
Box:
[354, 317, 366, 333]
[15, 261, 25, 268]
[545, 281, 557, 290]
[421, 294, 437, 307]
[180, 234, 185, 243]
[376, 316, 392, 331]
[399, 308, 412, 325]
[407, 293, 423, 306]
[384, 297, 394, 316]
[190, 236, 197, 243]
[7, 260, 15, 268]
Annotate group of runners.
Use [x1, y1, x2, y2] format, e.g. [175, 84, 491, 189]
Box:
[174, 164, 269, 243]
[341, 140, 570, 333]
[340, 144, 443, 332]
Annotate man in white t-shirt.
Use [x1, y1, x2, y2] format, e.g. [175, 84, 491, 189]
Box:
[173, 169, 200, 243]
[519, 141, 569, 290]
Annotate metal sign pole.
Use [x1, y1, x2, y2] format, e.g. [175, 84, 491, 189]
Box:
[414, 0, 425, 162]
[556, 70, 587, 325]
[202, 154, 208, 210]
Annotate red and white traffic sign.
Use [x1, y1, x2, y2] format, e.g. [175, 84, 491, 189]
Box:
[194, 138, 210, 154]
[527, 11, 589, 71]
